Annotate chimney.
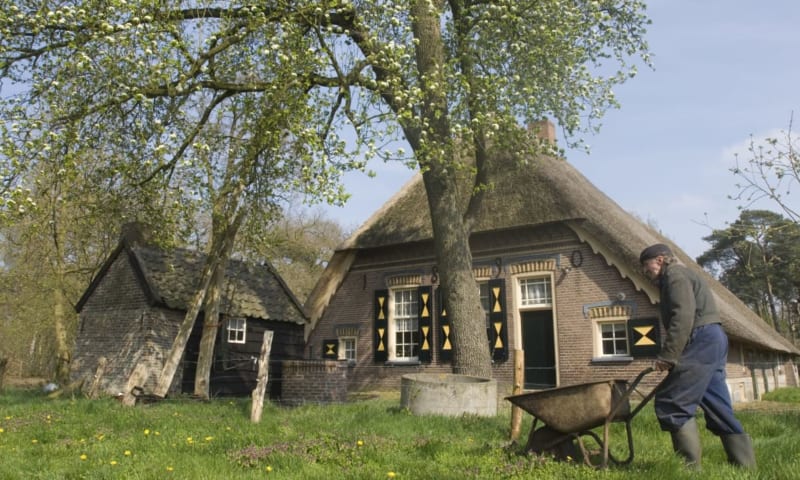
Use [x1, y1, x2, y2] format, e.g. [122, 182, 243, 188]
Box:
[529, 119, 556, 144]
[120, 221, 152, 246]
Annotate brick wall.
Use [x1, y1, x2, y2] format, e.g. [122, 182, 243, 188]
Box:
[71, 251, 183, 396]
[280, 360, 348, 405]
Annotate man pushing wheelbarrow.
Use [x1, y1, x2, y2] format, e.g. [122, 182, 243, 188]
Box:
[639, 243, 755, 469]
[508, 244, 757, 469]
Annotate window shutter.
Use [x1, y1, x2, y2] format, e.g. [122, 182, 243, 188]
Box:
[627, 317, 661, 357]
[417, 286, 433, 363]
[437, 287, 452, 363]
[374, 289, 389, 363]
[488, 278, 508, 362]
[322, 339, 338, 360]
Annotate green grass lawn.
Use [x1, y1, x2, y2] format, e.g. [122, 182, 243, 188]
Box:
[1, 386, 799, 479]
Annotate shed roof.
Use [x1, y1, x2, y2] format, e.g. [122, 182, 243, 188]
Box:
[77, 239, 307, 325]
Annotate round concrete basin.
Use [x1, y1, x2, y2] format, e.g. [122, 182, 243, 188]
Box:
[400, 373, 498, 417]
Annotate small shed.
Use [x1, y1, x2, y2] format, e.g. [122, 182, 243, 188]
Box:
[71, 225, 307, 398]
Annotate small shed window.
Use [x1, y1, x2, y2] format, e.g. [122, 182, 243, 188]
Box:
[227, 317, 246, 344]
[339, 337, 357, 363]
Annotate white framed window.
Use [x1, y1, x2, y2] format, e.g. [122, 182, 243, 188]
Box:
[597, 320, 629, 357]
[339, 337, 357, 362]
[478, 281, 491, 328]
[519, 277, 552, 307]
[389, 288, 418, 361]
[227, 317, 246, 344]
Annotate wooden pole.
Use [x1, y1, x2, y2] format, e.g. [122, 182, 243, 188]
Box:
[0, 357, 8, 392]
[250, 330, 274, 423]
[510, 349, 524, 441]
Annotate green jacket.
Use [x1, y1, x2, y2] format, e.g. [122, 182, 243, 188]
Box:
[658, 263, 721, 364]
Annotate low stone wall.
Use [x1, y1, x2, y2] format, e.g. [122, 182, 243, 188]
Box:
[280, 360, 348, 405]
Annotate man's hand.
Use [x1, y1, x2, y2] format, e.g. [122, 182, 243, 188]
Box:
[654, 359, 673, 372]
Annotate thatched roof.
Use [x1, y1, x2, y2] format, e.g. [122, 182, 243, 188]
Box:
[77, 236, 307, 325]
[308, 144, 797, 355]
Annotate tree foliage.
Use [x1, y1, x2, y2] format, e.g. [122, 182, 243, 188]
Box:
[697, 209, 800, 336]
[1, 1, 652, 378]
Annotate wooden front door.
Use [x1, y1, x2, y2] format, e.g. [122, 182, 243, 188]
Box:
[521, 310, 556, 389]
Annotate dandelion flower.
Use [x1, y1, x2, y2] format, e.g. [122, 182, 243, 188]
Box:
[144, 429, 150, 436]
[80, 454, 87, 461]
[166, 466, 174, 472]
[110, 460, 118, 466]
[124, 450, 132, 456]
[387, 472, 396, 478]
[204, 436, 213, 442]
[357, 440, 364, 447]
[31, 439, 38, 444]
[266, 466, 273, 472]
[0, 428, 4, 433]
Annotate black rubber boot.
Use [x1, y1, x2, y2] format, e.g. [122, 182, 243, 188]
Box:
[670, 417, 702, 468]
[721, 433, 756, 468]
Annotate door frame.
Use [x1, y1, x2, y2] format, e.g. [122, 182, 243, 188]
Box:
[512, 272, 559, 388]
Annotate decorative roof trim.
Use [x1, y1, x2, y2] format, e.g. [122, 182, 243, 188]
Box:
[567, 220, 659, 304]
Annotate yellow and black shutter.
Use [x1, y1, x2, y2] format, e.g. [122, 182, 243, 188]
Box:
[322, 339, 338, 360]
[417, 286, 433, 363]
[437, 287, 452, 363]
[374, 289, 389, 362]
[488, 278, 508, 362]
[627, 317, 661, 357]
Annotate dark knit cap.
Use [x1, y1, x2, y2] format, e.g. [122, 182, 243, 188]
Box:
[639, 243, 672, 264]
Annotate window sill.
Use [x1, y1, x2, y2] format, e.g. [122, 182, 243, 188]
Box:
[591, 356, 633, 364]
[384, 360, 421, 367]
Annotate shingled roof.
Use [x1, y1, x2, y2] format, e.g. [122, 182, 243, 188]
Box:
[308, 141, 798, 355]
[78, 235, 306, 325]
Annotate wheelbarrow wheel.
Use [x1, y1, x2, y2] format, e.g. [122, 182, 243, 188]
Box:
[525, 426, 584, 464]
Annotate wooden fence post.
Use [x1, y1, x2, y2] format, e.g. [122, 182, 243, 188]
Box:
[251, 330, 274, 423]
[0, 357, 7, 392]
[510, 349, 524, 441]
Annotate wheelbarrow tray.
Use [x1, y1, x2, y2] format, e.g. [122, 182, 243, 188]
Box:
[506, 379, 632, 434]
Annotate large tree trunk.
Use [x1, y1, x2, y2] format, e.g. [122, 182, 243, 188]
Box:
[411, 0, 492, 378]
[422, 170, 492, 378]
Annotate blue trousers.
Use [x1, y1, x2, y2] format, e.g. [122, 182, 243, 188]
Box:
[654, 323, 745, 435]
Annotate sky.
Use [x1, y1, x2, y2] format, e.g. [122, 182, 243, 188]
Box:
[318, 1, 800, 259]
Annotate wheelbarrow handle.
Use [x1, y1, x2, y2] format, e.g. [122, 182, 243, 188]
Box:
[628, 366, 665, 419]
[608, 367, 656, 420]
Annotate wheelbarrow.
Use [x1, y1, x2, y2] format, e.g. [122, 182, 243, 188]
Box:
[506, 367, 658, 468]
